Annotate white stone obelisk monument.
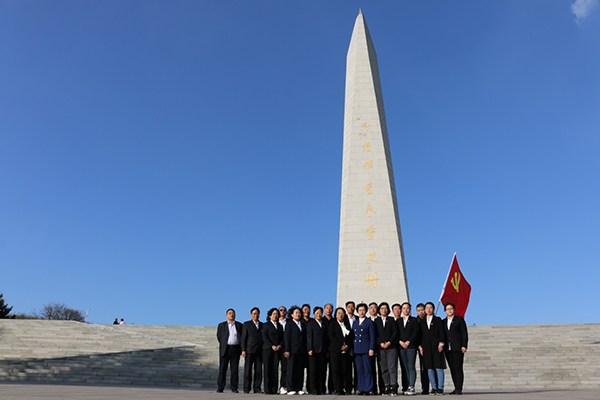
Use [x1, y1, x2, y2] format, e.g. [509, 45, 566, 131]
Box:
[337, 11, 409, 307]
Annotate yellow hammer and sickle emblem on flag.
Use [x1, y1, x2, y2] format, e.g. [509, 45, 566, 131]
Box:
[451, 272, 460, 292]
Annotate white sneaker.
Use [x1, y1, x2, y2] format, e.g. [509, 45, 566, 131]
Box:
[280, 388, 288, 395]
[287, 391, 296, 396]
[298, 391, 306, 395]
[405, 387, 415, 396]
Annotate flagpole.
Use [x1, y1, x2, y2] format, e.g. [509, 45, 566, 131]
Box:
[436, 252, 457, 315]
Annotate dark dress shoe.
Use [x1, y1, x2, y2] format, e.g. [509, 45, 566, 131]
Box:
[232, 390, 239, 393]
[217, 389, 224, 393]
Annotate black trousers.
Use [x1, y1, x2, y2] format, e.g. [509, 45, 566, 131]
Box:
[418, 350, 430, 392]
[308, 352, 327, 394]
[330, 351, 353, 394]
[243, 352, 263, 392]
[217, 344, 241, 391]
[370, 352, 385, 393]
[286, 353, 306, 392]
[327, 355, 334, 393]
[445, 351, 465, 391]
[263, 349, 280, 394]
[280, 353, 288, 389]
[352, 357, 358, 393]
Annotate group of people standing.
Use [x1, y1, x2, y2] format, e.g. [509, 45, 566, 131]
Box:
[216, 301, 468, 396]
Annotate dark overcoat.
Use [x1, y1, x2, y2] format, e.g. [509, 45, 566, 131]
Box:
[418, 316, 447, 370]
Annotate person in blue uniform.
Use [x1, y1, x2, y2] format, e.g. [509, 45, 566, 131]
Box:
[352, 303, 376, 395]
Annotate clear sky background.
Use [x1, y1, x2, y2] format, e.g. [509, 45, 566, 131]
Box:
[1, 1, 599, 327]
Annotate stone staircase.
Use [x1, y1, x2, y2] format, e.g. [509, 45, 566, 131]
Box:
[0, 320, 599, 390]
[0, 320, 222, 387]
[462, 324, 600, 390]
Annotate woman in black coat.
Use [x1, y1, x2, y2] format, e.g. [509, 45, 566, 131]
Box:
[307, 306, 329, 395]
[418, 302, 447, 395]
[262, 308, 284, 394]
[328, 307, 354, 395]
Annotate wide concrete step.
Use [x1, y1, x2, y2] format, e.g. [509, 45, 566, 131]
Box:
[1, 320, 599, 390]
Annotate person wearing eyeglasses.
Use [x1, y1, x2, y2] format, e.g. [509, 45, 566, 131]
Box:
[442, 303, 468, 395]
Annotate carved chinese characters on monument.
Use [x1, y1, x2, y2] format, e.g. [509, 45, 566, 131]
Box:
[361, 120, 378, 287]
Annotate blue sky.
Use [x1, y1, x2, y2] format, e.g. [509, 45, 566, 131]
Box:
[1, 1, 599, 327]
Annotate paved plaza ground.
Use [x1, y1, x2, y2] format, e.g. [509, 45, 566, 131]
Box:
[1, 383, 599, 400]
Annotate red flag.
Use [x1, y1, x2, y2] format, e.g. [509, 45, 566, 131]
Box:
[439, 253, 471, 318]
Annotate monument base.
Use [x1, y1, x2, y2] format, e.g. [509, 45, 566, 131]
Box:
[1, 320, 599, 390]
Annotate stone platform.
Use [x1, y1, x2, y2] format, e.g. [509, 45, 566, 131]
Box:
[1, 320, 599, 390]
[1, 383, 599, 400]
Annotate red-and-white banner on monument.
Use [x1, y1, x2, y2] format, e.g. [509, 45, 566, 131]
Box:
[439, 253, 471, 318]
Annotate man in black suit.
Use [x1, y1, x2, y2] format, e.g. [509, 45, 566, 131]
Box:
[415, 303, 430, 395]
[302, 303, 312, 393]
[216, 308, 243, 393]
[323, 303, 335, 394]
[241, 307, 264, 393]
[391, 303, 404, 392]
[345, 301, 358, 394]
[443, 303, 468, 395]
[368, 302, 385, 395]
[284, 306, 307, 395]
